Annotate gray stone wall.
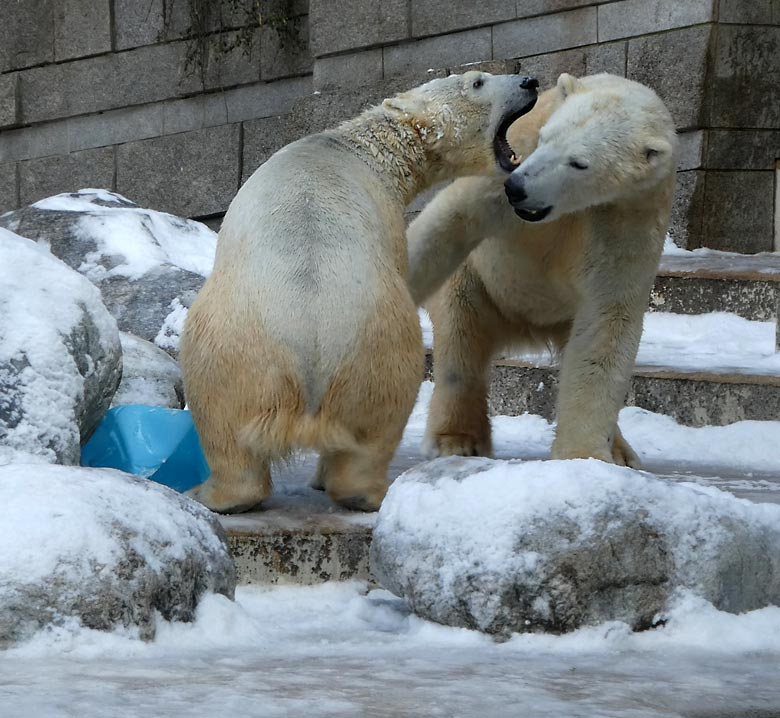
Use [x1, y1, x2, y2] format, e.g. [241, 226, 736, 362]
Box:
[1, 0, 777, 253]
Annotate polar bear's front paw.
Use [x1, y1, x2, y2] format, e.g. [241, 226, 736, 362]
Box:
[611, 432, 641, 469]
[423, 432, 492, 459]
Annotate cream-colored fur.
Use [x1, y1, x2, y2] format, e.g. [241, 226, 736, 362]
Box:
[408, 73, 677, 467]
[180, 71, 537, 513]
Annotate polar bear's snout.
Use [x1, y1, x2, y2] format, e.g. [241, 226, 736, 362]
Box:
[504, 172, 553, 223]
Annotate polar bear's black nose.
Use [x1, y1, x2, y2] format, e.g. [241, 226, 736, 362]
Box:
[504, 173, 527, 203]
[519, 76, 539, 90]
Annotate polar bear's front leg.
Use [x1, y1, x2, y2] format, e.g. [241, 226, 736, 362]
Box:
[424, 265, 509, 458]
[551, 296, 643, 467]
[551, 223, 662, 468]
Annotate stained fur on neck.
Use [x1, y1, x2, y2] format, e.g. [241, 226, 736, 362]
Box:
[330, 108, 430, 204]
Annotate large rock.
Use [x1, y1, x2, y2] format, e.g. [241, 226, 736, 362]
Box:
[0, 189, 217, 355]
[0, 228, 122, 465]
[0, 464, 235, 646]
[371, 457, 780, 636]
[112, 332, 185, 409]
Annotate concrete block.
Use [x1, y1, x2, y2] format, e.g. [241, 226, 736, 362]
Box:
[486, 361, 780, 428]
[584, 41, 628, 76]
[492, 8, 598, 60]
[222, 75, 312, 123]
[67, 104, 165, 153]
[709, 25, 780, 129]
[774, 0, 780, 24]
[627, 25, 713, 130]
[383, 28, 492, 79]
[18, 147, 115, 206]
[162, 94, 230, 135]
[702, 171, 775, 253]
[313, 49, 383, 91]
[669, 170, 705, 249]
[0, 0, 54, 72]
[0, 163, 18, 213]
[411, 0, 515, 37]
[0, 121, 69, 164]
[706, 130, 780, 170]
[261, 15, 313, 81]
[598, 0, 715, 42]
[310, 0, 409, 57]
[54, 0, 112, 62]
[202, 29, 261, 89]
[677, 131, 705, 171]
[241, 115, 290, 183]
[19, 42, 203, 124]
[515, 0, 602, 19]
[516, 43, 626, 92]
[719, 0, 773, 24]
[651, 273, 780, 322]
[116, 124, 240, 217]
[227, 527, 372, 585]
[0, 74, 19, 129]
[114, 0, 165, 50]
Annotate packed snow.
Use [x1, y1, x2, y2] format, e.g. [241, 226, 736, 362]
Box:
[31, 189, 217, 280]
[0, 227, 120, 464]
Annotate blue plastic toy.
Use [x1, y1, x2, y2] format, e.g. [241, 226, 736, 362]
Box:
[81, 405, 209, 493]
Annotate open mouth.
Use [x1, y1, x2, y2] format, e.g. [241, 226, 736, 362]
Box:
[494, 97, 537, 173]
[513, 206, 553, 223]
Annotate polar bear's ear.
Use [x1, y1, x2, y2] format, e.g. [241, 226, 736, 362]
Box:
[556, 73, 581, 100]
[645, 139, 673, 167]
[383, 93, 426, 118]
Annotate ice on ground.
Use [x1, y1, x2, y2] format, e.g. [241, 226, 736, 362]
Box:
[2, 580, 779, 717]
[30, 189, 217, 279]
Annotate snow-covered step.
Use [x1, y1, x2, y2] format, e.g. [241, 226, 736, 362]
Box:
[653, 247, 780, 323]
[220, 383, 780, 585]
[423, 311, 780, 426]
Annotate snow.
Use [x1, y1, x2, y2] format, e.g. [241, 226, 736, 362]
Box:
[31, 189, 217, 279]
[1, 579, 780, 717]
[0, 227, 119, 464]
[421, 309, 780, 375]
[154, 297, 189, 353]
[0, 464, 226, 586]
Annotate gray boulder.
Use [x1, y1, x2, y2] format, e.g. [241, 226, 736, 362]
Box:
[112, 332, 185, 409]
[0, 228, 122, 465]
[0, 464, 235, 646]
[0, 189, 217, 355]
[371, 456, 780, 636]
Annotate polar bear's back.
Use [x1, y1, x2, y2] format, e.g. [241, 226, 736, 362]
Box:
[208, 134, 409, 409]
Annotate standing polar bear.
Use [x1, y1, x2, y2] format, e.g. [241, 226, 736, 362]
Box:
[408, 73, 677, 466]
[180, 71, 538, 513]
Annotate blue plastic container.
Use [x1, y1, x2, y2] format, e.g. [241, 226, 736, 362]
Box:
[81, 405, 209, 493]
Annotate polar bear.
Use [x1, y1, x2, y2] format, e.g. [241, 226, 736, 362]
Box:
[408, 73, 677, 466]
[180, 71, 539, 513]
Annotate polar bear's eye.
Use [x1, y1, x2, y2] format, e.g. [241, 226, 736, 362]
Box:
[472, 79, 484, 89]
[569, 159, 589, 170]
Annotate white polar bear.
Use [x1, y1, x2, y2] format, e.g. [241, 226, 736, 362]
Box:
[408, 73, 677, 466]
[180, 71, 538, 513]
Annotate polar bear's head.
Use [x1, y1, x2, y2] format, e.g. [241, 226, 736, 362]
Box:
[382, 71, 539, 177]
[504, 73, 677, 223]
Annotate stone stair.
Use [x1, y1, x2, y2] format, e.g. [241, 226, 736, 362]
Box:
[222, 248, 780, 585]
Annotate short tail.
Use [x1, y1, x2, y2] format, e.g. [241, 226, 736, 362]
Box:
[237, 410, 359, 460]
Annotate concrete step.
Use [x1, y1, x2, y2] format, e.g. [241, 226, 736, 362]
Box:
[219, 444, 780, 587]
[485, 360, 780, 427]
[653, 251, 780, 322]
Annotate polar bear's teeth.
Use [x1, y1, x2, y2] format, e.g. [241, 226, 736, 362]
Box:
[510, 153, 522, 165]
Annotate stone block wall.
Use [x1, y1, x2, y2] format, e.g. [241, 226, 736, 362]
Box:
[1, 0, 778, 253]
